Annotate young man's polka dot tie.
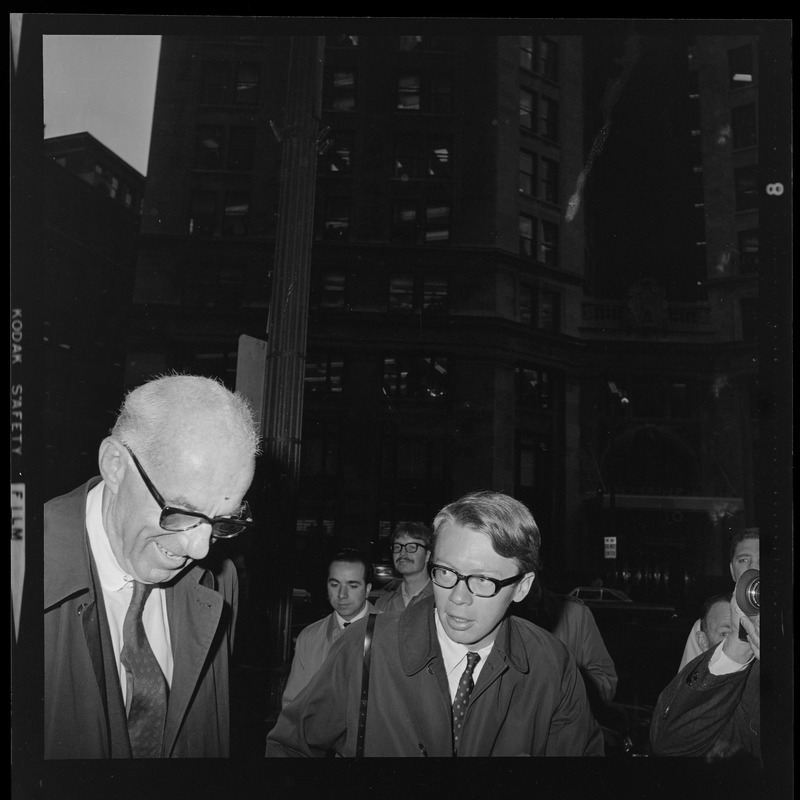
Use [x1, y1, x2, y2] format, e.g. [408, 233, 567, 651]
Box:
[452, 651, 480, 755]
[120, 581, 168, 757]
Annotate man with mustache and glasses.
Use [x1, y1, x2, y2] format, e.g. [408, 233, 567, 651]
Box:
[266, 491, 603, 757]
[374, 521, 434, 612]
[43, 374, 260, 758]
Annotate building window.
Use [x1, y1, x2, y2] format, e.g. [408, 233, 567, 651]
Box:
[194, 125, 255, 171]
[392, 200, 418, 243]
[388, 273, 449, 313]
[728, 44, 754, 89]
[228, 126, 256, 170]
[216, 267, 243, 307]
[319, 270, 346, 309]
[738, 229, 759, 272]
[324, 69, 356, 111]
[391, 191, 451, 245]
[519, 214, 535, 257]
[389, 273, 415, 311]
[311, 270, 347, 310]
[519, 36, 535, 72]
[539, 220, 559, 267]
[517, 435, 551, 489]
[394, 136, 418, 179]
[519, 151, 536, 196]
[300, 428, 339, 484]
[397, 73, 421, 110]
[305, 354, 344, 394]
[323, 196, 351, 240]
[540, 96, 559, 141]
[187, 349, 240, 382]
[516, 367, 551, 411]
[541, 157, 559, 203]
[383, 355, 447, 401]
[427, 139, 452, 178]
[398, 35, 453, 52]
[540, 38, 559, 81]
[327, 34, 359, 48]
[200, 61, 260, 106]
[740, 297, 758, 341]
[189, 191, 216, 236]
[399, 35, 424, 52]
[423, 274, 448, 312]
[425, 198, 450, 243]
[731, 104, 757, 149]
[201, 61, 228, 105]
[221, 193, 250, 237]
[395, 135, 452, 180]
[381, 431, 445, 500]
[319, 131, 353, 173]
[520, 89, 536, 131]
[519, 283, 534, 325]
[235, 62, 260, 105]
[397, 72, 452, 113]
[537, 289, 560, 331]
[734, 165, 758, 211]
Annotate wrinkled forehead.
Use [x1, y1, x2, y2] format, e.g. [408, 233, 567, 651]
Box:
[707, 601, 732, 628]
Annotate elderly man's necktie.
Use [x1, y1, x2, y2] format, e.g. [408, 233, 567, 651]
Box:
[120, 581, 168, 757]
[452, 651, 480, 755]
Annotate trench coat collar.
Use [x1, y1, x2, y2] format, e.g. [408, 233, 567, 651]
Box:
[398, 594, 531, 676]
[44, 478, 102, 610]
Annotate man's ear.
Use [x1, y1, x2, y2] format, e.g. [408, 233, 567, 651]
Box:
[729, 562, 736, 582]
[98, 438, 127, 495]
[696, 629, 710, 652]
[512, 572, 536, 603]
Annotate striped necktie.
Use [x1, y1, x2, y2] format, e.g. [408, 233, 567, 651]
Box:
[120, 581, 168, 757]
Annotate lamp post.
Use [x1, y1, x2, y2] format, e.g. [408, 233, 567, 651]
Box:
[606, 382, 631, 586]
[242, 36, 325, 724]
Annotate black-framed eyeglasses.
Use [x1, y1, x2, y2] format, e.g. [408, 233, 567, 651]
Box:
[430, 564, 524, 598]
[391, 542, 428, 554]
[123, 444, 254, 539]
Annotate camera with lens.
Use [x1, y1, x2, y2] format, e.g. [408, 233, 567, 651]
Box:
[734, 568, 759, 641]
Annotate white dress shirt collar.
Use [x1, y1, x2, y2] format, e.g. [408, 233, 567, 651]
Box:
[334, 602, 370, 629]
[434, 607, 493, 699]
[85, 481, 135, 592]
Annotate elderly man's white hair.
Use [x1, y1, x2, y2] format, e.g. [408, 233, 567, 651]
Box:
[111, 373, 261, 467]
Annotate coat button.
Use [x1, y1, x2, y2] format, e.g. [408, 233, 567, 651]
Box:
[77, 603, 88, 615]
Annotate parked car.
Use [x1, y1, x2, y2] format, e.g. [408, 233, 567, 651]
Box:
[372, 561, 395, 586]
[567, 586, 678, 623]
[368, 561, 396, 603]
[292, 587, 312, 603]
[569, 587, 633, 604]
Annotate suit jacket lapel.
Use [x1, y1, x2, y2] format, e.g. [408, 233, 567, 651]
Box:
[162, 567, 223, 755]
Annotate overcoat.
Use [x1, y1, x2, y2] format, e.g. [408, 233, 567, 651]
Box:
[266, 594, 604, 756]
[282, 601, 379, 707]
[650, 646, 760, 761]
[44, 479, 238, 758]
[373, 577, 434, 613]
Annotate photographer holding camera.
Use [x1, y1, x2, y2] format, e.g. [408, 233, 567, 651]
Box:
[677, 529, 760, 670]
[650, 556, 760, 761]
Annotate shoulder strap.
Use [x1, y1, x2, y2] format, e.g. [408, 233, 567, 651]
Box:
[356, 612, 378, 758]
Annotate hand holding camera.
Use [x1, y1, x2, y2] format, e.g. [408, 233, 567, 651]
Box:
[724, 569, 760, 662]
